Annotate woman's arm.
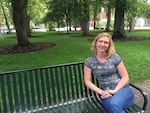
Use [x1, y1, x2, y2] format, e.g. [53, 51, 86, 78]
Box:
[109, 61, 129, 94]
[84, 65, 112, 98]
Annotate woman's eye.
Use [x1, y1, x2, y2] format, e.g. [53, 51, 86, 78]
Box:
[104, 41, 109, 44]
[98, 41, 109, 44]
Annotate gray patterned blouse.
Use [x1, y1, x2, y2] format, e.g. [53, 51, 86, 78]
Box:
[84, 53, 122, 90]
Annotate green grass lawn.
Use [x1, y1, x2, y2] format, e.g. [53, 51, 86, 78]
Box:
[0, 30, 150, 83]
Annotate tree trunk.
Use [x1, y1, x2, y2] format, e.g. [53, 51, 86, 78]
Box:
[26, 15, 32, 36]
[82, 0, 90, 36]
[93, 1, 97, 30]
[11, 0, 30, 46]
[129, 17, 135, 32]
[106, 5, 111, 32]
[112, 0, 126, 39]
[82, 21, 89, 35]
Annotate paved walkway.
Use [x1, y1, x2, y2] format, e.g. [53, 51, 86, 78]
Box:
[135, 80, 150, 113]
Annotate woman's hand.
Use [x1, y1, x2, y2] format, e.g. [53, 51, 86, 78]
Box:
[100, 90, 112, 99]
[108, 89, 117, 95]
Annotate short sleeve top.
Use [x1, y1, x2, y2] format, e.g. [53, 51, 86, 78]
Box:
[84, 53, 122, 90]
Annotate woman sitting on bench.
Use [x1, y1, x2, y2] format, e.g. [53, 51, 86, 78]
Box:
[84, 32, 134, 113]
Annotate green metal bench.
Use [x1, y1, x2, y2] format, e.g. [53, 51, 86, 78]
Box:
[0, 62, 148, 113]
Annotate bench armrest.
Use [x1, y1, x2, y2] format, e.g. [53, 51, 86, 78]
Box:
[129, 83, 148, 111]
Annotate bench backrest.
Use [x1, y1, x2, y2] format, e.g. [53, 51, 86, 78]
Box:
[0, 62, 92, 113]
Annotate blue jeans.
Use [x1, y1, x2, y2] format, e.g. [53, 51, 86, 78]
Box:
[101, 85, 134, 113]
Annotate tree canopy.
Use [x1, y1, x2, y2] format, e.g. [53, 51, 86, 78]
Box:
[0, 0, 150, 46]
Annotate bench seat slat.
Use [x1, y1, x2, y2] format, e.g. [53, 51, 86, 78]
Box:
[7, 74, 13, 112]
[34, 70, 41, 107]
[12, 73, 20, 112]
[40, 69, 47, 105]
[24, 72, 30, 110]
[29, 70, 36, 109]
[0, 75, 8, 112]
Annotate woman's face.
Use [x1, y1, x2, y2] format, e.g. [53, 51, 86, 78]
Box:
[95, 36, 110, 53]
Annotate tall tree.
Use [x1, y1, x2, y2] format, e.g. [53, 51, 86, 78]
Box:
[112, 0, 126, 39]
[11, 0, 30, 46]
[0, 0, 11, 33]
[102, 0, 115, 32]
[81, 0, 90, 36]
[125, 0, 138, 31]
[43, 0, 65, 31]
[90, 0, 102, 30]
[44, 0, 81, 33]
[72, 0, 82, 31]
[28, 0, 48, 34]
[64, 0, 75, 33]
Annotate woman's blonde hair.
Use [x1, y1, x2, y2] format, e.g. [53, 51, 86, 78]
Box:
[91, 32, 115, 58]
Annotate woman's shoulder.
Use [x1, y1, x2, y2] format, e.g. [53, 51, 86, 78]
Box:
[111, 53, 121, 58]
[110, 53, 122, 65]
[84, 56, 95, 62]
[84, 56, 97, 68]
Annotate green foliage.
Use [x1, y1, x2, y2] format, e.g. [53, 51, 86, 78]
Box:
[0, 0, 13, 27]
[97, 20, 114, 28]
[43, 0, 82, 29]
[125, 0, 150, 24]
[125, 0, 138, 18]
[136, 1, 150, 18]
[115, 0, 127, 9]
[28, 0, 47, 25]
